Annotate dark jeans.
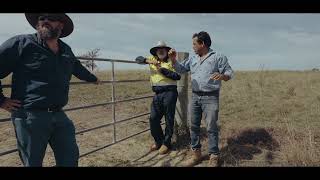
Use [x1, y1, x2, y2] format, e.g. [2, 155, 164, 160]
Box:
[190, 92, 220, 155]
[11, 109, 79, 167]
[150, 86, 178, 148]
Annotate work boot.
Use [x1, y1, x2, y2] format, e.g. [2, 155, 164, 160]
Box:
[159, 145, 170, 155]
[150, 143, 161, 151]
[208, 154, 219, 167]
[184, 149, 202, 167]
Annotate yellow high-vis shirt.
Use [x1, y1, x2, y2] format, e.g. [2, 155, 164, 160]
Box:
[147, 56, 178, 86]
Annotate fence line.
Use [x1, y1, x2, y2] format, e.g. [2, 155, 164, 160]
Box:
[0, 53, 190, 166]
[0, 57, 154, 160]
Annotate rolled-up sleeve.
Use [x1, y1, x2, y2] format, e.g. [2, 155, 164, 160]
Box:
[218, 55, 234, 80]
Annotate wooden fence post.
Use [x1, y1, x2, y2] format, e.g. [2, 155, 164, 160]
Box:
[174, 52, 190, 147]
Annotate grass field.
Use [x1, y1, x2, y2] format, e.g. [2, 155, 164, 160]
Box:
[0, 69, 319, 166]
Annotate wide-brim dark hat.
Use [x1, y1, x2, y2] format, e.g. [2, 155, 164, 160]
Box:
[150, 41, 172, 56]
[25, 13, 74, 38]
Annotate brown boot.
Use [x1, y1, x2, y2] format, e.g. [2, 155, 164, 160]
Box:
[208, 154, 219, 167]
[150, 144, 161, 151]
[184, 149, 202, 167]
[159, 145, 170, 155]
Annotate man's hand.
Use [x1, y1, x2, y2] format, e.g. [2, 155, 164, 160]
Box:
[168, 49, 177, 64]
[155, 62, 161, 70]
[210, 73, 230, 81]
[94, 78, 102, 85]
[146, 58, 161, 70]
[0, 98, 21, 112]
[135, 56, 147, 64]
[146, 58, 159, 66]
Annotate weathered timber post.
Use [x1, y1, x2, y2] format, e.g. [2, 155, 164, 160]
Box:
[174, 52, 190, 148]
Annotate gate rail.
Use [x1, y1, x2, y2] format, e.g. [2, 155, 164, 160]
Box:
[0, 57, 155, 159]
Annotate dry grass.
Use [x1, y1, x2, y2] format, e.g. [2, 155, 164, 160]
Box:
[0, 69, 320, 166]
[217, 69, 320, 166]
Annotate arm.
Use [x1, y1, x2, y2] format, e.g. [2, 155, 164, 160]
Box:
[0, 36, 22, 111]
[66, 46, 98, 82]
[168, 49, 191, 74]
[159, 68, 181, 80]
[212, 54, 234, 81]
[0, 81, 5, 106]
[172, 58, 192, 74]
[0, 37, 21, 104]
[218, 55, 234, 81]
[72, 59, 98, 82]
[135, 56, 159, 65]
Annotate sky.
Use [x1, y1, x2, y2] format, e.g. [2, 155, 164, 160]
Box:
[0, 13, 319, 71]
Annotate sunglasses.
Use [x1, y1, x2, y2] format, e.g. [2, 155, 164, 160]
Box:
[38, 15, 62, 22]
[156, 49, 168, 54]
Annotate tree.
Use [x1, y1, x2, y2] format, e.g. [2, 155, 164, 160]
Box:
[79, 48, 100, 72]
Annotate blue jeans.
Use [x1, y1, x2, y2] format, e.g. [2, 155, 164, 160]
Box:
[11, 109, 79, 167]
[190, 93, 220, 155]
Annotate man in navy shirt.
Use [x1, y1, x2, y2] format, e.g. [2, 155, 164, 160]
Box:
[0, 13, 100, 166]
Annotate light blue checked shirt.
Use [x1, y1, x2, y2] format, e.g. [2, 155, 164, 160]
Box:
[173, 49, 234, 92]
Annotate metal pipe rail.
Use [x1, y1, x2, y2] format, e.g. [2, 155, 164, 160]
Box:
[0, 113, 150, 157]
[1, 79, 150, 89]
[79, 122, 165, 158]
[0, 93, 153, 123]
[0, 57, 155, 162]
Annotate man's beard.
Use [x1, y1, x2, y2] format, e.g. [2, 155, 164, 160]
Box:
[36, 23, 61, 40]
[157, 53, 168, 60]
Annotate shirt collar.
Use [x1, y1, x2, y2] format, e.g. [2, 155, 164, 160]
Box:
[198, 48, 215, 63]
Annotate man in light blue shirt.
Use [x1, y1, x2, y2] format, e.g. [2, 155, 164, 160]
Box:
[169, 31, 234, 167]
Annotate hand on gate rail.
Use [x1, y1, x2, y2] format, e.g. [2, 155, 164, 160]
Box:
[94, 78, 103, 85]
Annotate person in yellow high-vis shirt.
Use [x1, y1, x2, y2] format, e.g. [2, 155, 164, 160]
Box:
[135, 41, 181, 155]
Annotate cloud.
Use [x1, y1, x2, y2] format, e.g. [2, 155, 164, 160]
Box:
[134, 14, 167, 21]
[272, 29, 320, 45]
[0, 14, 34, 41]
[230, 50, 320, 71]
[1, 13, 320, 70]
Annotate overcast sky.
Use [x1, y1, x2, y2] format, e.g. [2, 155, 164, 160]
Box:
[0, 13, 319, 71]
